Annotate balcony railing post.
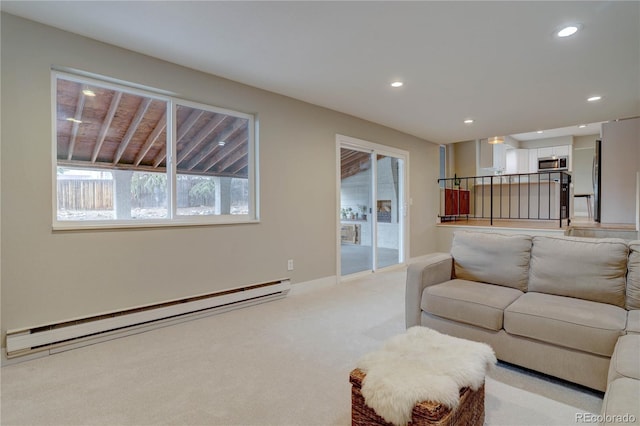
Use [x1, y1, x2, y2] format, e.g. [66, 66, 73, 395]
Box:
[490, 176, 493, 226]
[559, 172, 563, 228]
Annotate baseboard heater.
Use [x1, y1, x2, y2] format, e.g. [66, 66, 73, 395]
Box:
[5, 279, 291, 359]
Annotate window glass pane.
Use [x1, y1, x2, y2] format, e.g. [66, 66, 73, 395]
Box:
[175, 104, 250, 216]
[57, 167, 115, 220]
[130, 171, 168, 219]
[56, 168, 168, 220]
[55, 76, 168, 221]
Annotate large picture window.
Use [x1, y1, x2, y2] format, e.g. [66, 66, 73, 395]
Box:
[53, 72, 257, 229]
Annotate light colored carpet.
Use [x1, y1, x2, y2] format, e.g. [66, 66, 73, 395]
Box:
[0, 270, 602, 425]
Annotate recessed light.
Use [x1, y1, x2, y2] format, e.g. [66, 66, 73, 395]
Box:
[536, 131, 544, 134]
[557, 25, 579, 38]
[82, 89, 96, 97]
[66, 118, 82, 124]
[390, 81, 403, 88]
[578, 124, 587, 128]
[464, 119, 474, 124]
[587, 96, 602, 102]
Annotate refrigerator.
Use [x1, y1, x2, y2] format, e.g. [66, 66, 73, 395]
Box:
[593, 139, 601, 222]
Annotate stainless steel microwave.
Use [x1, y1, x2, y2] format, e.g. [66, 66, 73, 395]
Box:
[538, 156, 568, 171]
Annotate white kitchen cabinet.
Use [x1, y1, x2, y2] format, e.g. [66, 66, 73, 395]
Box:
[516, 149, 530, 173]
[506, 149, 532, 174]
[529, 149, 539, 172]
[505, 150, 517, 174]
[537, 145, 570, 158]
[493, 143, 507, 171]
[537, 147, 553, 158]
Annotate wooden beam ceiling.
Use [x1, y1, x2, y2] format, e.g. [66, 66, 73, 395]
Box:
[56, 78, 250, 179]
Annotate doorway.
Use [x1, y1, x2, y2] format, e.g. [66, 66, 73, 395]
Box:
[337, 135, 408, 276]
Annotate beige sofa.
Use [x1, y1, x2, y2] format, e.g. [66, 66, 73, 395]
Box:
[406, 231, 639, 422]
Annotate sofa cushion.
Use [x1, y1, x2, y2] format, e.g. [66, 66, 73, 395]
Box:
[422, 279, 523, 331]
[627, 310, 640, 334]
[529, 236, 628, 308]
[451, 231, 532, 291]
[607, 335, 640, 383]
[601, 378, 640, 425]
[627, 241, 640, 310]
[504, 292, 627, 357]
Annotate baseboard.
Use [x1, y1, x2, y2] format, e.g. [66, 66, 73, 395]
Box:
[3, 280, 291, 365]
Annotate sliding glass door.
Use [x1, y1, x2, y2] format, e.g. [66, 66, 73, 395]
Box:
[338, 136, 407, 276]
[339, 147, 373, 275]
[375, 154, 404, 269]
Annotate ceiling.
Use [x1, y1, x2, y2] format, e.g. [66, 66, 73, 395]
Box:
[510, 121, 604, 142]
[2, 1, 639, 145]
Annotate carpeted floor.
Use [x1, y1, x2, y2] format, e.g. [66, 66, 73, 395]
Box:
[0, 270, 602, 425]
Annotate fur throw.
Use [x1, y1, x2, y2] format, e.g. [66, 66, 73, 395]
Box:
[356, 326, 496, 426]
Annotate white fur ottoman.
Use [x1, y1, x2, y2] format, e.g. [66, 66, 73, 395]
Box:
[350, 326, 496, 426]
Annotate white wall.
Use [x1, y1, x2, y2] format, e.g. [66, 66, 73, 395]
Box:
[0, 13, 440, 343]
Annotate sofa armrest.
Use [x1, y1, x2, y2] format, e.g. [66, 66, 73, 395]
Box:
[405, 253, 453, 328]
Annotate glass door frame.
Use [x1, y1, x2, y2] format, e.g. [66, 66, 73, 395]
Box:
[336, 134, 409, 278]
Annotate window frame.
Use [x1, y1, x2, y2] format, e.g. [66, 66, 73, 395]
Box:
[51, 70, 259, 230]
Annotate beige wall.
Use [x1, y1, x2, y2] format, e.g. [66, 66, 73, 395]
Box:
[0, 14, 440, 342]
[453, 141, 476, 178]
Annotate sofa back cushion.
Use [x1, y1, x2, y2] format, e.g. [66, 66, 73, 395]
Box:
[627, 241, 640, 310]
[451, 231, 532, 291]
[529, 236, 628, 308]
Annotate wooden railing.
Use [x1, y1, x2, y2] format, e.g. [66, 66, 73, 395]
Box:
[438, 171, 572, 228]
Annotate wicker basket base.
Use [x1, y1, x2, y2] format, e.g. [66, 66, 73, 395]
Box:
[349, 368, 484, 426]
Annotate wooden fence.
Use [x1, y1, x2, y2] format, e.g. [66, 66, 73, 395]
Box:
[57, 179, 211, 210]
[57, 180, 113, 210]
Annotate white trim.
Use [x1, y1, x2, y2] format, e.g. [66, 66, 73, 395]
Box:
[335, 141, 343, 277]
[337, 134, 409, 159]
[52, 66, 177, 97]
[51, 70, 259, 230]
[51, 71, 59, 227]
[371, 151, 379, 269]
[54, 70, 171, 102]
[169, 100, 177, 218]
[336, 134, 410, 277]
